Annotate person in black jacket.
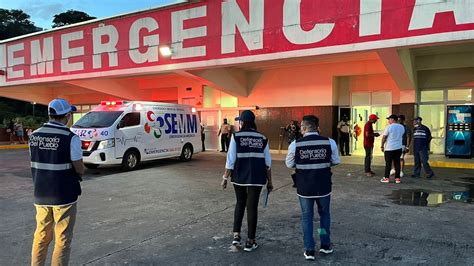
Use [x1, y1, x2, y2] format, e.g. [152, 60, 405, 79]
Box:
[411, 117, 435, 178]
[221, 110, 273, 252]
[29, 99, 84, 266]
[286, 115, 340, 261]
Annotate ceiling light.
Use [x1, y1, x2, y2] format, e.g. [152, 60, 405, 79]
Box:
[160, 46, 172, 57]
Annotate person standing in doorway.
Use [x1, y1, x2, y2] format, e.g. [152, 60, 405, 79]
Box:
[285, 120, 301, 145]
[29, 98, 84, 266]
[411, 117, 435, 179]
[363, 114, 380, 177]
[286, 115, 340, 261]
[221, 110, 272, 252]
[337, 116, 351, 156]
[218, 118, 232, 152]
[380, 115, 405, 184]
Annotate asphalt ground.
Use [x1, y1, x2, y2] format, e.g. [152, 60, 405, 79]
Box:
[0, 150, 473, 265]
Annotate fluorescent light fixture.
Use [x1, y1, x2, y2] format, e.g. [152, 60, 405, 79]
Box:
[160, 46, 172, 56]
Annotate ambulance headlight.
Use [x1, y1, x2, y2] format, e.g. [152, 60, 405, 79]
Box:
[97, 139, 115, 150]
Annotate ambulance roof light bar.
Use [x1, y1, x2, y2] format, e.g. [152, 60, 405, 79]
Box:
[101, 101, 124, 106]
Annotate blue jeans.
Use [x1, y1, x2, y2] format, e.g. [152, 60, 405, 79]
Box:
[413, 149, 433, 176]
[298, 196, 331, 251]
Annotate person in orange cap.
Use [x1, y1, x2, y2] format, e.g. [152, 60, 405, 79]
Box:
[364, 114, 380, 176]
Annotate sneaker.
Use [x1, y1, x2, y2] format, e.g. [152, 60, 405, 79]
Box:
[395, 178, 401, 184]
[304, 250, 315, 260]
[365, 172, 374, 177]
[411, 174, 420, 178]
[232, 234, 241, 246]
[400, 171, 404, 178]
[244, 240, 258, 252]
[380, 177, 390, 183]
[390, 169, 396, 176]
[319, 245, 333, 254]
[426, 173, 435, 179]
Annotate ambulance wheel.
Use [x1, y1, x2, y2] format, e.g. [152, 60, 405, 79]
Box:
[180, 144, 193, 162]
[122, 150, 140, 171]
[84, 163, 99, 169]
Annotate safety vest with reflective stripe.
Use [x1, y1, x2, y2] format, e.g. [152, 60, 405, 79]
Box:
[295, 134, 332, 197]
[29, 123, 81, 205]
[231, 130, 268, 186]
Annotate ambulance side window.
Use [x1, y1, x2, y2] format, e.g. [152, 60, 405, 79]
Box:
[118, 112, 140, 128]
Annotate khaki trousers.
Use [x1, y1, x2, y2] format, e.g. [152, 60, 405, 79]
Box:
[31, 203, 77, 266]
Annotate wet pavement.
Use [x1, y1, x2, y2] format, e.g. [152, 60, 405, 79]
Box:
[0, 150, 473, 265]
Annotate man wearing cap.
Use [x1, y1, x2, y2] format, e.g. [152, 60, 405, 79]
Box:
[286, 115, 340, 261]
[381, 115, 405, 184]
[412, 117, 435, 178]
[29, 99, 84, 265]
[363, 114, 380, 177]
[337, 115, 351, 156]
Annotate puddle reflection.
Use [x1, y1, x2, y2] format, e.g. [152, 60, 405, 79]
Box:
[390, 190, 445, 207]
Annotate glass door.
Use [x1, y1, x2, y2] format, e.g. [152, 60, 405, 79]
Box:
[200, 110, 240, 151]
[352, 106, 370, 155]
[351, 106, 389, 155]
[419, 105, 445, 154]
[351, 91, 391, 155]
[200, 111, 219, 151]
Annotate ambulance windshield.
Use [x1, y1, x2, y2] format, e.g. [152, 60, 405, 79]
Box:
[73, 111, 123, 128]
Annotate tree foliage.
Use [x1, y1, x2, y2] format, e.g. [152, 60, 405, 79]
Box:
[52, 10, 96, 28]
[0, 8, 41, 40]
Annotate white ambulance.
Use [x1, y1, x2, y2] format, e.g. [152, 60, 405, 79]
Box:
[71, 101, 202, 170]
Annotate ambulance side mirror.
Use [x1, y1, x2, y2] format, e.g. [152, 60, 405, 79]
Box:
[117, 121, 125, 129]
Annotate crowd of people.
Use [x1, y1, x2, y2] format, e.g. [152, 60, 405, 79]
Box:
[363, 114, 434, 183]
[335, 113, 434, 183]
[28, 99, 436, 264]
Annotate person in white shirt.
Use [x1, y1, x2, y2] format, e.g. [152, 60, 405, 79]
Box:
[336, 116, 351, 156]
[380, 115, 405, 184]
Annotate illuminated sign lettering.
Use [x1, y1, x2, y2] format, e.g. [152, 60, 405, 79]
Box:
[1, 0, 473, 85]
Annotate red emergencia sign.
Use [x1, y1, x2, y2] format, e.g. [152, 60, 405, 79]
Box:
[1, 0, 474, 85]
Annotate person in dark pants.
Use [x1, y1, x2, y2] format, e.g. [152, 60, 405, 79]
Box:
[221, 110, 273, 252]
[218, 119, 232, 152]
[411, 117, 435, 179]
[399, 115, 411, 177]
[363, 114, 380, 177]
[337, 116, 351, 156]
[7, 119, 15, 144]
[286, 115, 340, 261]
[381, 115, 405, 184]
[285, 120, 301, 144]
[200, 124, 206, 151]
